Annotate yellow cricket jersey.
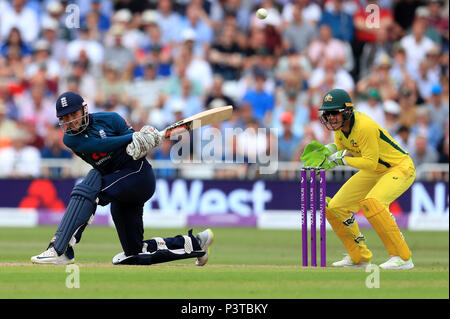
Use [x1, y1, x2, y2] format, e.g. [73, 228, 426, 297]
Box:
[335, 111, 410, 173]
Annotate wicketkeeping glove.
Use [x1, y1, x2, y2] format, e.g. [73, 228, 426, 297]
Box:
[321, 149, 348, 171]
[301, 141, 337, 168]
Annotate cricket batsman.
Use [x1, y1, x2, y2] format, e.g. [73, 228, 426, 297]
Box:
[31, 91, 214, 265]
[301, 89, 415, 269]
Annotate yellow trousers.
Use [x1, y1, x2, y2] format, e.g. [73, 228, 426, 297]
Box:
[327, 156, 415, 262]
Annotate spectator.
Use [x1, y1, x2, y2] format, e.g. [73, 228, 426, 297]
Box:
[0, 0, 39, 43]
[210, 0, 251, 33]
[138, 11, 173, 78]
[165, 55, 203, 97]
[80, 0, 111, 34]
[204, 75, 236, 110]
[42, 0, 74, 42]
[413, 6, 442, 45]
[356, 89, 386, 127]
[277, 111, 301, 162]
[307, 24, 347, 68]
[394, 125, 414, 153]
[40, 17, 68, 65]
[100, 93, 129, 119]
[128, 62, 169, 113]
[413, 61, 438, 101]
[382, 99, 401, 137]
[0, 100, 19, 149]
[16, 84, 56, 138]
[40, 124, 72, 178]
[110, 8, 143, 51]
[180, 2, 214, 58]
[437, 118, 449, 163]
[151, 139, 177, 179]
[358, 28, 393, 80]
[319, 0, 354, 43]
[0, 27, 32, 60]
[272, 72, 309, 138]
[103, 24, 135, 76]
[156, 0, 185, 45]
[397, 88, 418, 129]
[181, 31, 214, 92]
[357, 54, 398, 101]
[281, 0, 322, 26]
[410, 107, 442, 150]
[426, 0, 449, 50]
[282, 4, 317, 54]
[400, 19, 435, 74]
[352, 0, 393, 79]
[26, 39, 61, 91]
[0, 128, 41, 178]
[235, 118, 267, 166]
[241, 67, 274, 126]
[389, 43, 414, 89]
[164, 77, 203, 119]
[59, 60, 98, 104]
[425, 45, 443, 84]
[308, 57, 355, 107]
[275, 51, 312, 86]
[65, 26, 104, 65]
[0, 80, 20, 120]
[426, 83, 449, 133]
[409, 133, 439, 166]
[393, 0, 424, 31]
[208, 25, 245, 81]
[96, 62, 130, 106]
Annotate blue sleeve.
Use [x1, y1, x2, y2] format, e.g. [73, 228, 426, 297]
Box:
[345, 14, 354, 42]
[63, 133, 133, 153]
[268, 94, 275, 111]
[111, 112, 134, 136]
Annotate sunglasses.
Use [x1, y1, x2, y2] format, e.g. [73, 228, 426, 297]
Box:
[323, 110, 342, 116]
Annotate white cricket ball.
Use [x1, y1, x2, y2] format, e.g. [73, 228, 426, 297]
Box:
[256, 8, 268, 20]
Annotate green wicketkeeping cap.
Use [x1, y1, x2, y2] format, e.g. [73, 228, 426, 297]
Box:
[319, 89, 354, 111]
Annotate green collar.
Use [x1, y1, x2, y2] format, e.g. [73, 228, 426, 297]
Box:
[341, 112, 355, 139]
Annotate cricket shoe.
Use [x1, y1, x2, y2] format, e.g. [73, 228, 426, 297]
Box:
[332, 254, 370, 268]
[195, 229, 215, 266]
[31, 247, 74, 265]
[379, 256, 414, 270]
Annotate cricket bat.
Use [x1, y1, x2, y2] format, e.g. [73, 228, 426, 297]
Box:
[161, 105, 233, 139]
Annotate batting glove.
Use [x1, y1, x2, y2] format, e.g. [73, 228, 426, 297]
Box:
[140, 125, 162, 149]
[126, 132, 147, 160]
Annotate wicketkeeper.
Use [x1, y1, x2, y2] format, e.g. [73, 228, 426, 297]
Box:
[31, 91, 214, 266]
[301, 89, 415, 269]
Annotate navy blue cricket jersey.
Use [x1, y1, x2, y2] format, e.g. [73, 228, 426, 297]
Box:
[63, 112, 135, 175]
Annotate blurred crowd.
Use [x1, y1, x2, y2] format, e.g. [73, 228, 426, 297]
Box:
[0, 0, 448, 179]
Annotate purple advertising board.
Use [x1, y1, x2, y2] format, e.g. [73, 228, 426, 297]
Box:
[0, 179, 448, 228]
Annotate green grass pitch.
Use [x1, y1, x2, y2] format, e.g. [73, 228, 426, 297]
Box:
[0, 226, 448, 299]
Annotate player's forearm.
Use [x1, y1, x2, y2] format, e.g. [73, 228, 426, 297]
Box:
[74, 134, 133, 153]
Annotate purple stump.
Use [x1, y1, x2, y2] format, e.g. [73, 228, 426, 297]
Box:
[319, 169, 327, 267]
[301, 168, 308, 267]
[310, 169, 317, 267]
